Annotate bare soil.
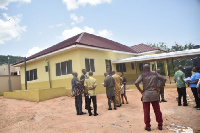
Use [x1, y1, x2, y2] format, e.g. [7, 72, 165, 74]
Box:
[0, 88, 199, 133]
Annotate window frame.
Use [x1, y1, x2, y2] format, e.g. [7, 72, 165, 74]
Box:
[56, 60, 73, 77]
[85, 58, 95, 72]
[26, 68, 38, 81]
[105, 59, 112, 71]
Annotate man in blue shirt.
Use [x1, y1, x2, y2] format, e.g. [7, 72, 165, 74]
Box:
[188, 66, 200, 110]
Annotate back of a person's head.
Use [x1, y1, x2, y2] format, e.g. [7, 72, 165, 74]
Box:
[195, 66, 200, 73]
[89, 71, 93, 76]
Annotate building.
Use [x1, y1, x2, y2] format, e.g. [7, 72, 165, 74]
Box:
[5, 32, 163, 101]
[0, 64, 20, 75]
[14, 32, 162, 91]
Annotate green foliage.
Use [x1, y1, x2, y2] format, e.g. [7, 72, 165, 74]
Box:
[148, 42, 195, 76]
[0, 55, 23, 65]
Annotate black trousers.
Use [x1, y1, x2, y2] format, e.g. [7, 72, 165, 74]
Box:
[159, 87, 164, 100]
[86, 96, 97, 114]
[177, 87, 187, 105]
[191, 87, 200, 108]
[84, 92, 88, 109]
[75, 94, 82, 114]
[108, 96, 116, 109]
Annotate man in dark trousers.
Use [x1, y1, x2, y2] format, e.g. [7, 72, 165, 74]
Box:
[174, 65, 188, 106]
[156, 69, 167, 102]
[135, 64, 166, 131]
[104, 72, 116, 110]
[71, 72, 86, 115]
[84, 71, 98, 116]
[80, 69, 92, 110]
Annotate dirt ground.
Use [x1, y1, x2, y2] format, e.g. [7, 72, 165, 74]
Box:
[0, 88, 200, 133]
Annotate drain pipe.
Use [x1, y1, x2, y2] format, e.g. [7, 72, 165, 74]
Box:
[47, 60, 52, 88]
[8, 56, 12, 92]
[24, 57, 27, 90]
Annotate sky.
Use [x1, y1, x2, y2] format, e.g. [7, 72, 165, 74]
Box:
[0, 0, 200, 57]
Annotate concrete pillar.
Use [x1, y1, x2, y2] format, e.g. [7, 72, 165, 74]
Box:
[163, 60, 168, 76]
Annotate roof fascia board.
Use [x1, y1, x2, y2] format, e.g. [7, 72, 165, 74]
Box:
[136, 50, 160, 55]
[14, 44, 137, 67]
[112, 49, 200, 63]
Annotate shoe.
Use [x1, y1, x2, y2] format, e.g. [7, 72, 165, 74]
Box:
[108, 108, 112, 110]
[193, 106, 198, 108]
[89, 113, 92, 116]
[126, 101, 129, 104]
[158, 126, 163, 130]
[183, 104, 188, 106]
[196, 108, 200, 110]
[114, 108, 117, 110]
[122, 102, 125, 104]
[161, 99, 167, 102]
[79, 112, 86, 115]
[145, 127, 151, 131]
[94, 113, 98, 116]
[178, 104, 182, 106]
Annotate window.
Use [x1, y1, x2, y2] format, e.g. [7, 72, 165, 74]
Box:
[152, 64, 155, 71]
[85, 58, 95, 72]
[56, 60, 72, 76]
[26, 69, 37, 81]
[116, 63, 126, 72]
[105, 60, 112, 71]
[139, 63, 143, 72]
[45, 66, 48, 72]
[131, 63, 134, 70]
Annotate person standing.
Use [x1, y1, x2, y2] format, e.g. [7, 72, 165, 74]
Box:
[112, 71, 122, 107]
[135, 64, 166, 131]
[119, 72, 129, 104]
[104, 72, 117, 110]
[156, 69, 167, 102]
[80, 69, 92, 110]
[174, 65, 188, 106]
[84, 71, 98, 116]
[71, 72, 86, 115]
[188, 66, 200, 110]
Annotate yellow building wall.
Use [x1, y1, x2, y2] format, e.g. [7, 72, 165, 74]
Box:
[19, 47, 159, 93]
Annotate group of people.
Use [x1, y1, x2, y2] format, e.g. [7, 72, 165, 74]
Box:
[71, 69, 129, 116]
[103, 70, 129, 110]
[174, 65, 200, 110]
[71, 64, 200, 132]
[71, 69, 98, 116]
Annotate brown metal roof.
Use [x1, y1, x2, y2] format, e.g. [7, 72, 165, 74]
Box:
[130, 43, 158, 53]
[14, 32, 136, 65]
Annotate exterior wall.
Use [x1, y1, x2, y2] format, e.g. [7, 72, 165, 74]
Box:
[19, 47, 159, 92]
[0, 75, 21, 95]
[20, 49, 80, 90]
[0, 64, 20, 75]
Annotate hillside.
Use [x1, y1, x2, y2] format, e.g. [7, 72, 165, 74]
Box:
[0, 55, 23, 65]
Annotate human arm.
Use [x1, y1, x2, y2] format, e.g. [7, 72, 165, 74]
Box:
[135, 75, 143, 94]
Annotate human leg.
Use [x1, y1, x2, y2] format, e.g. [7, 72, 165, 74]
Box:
[121, 94, 124, 104]
[86, 96, 92, 115]
[91, 96, 98, 115]
[75, 96, 79, 115]
[151, 101, 163, 127]
[78, 94, 83, 114]
[191, 87, 199, 107]
[112, 96, 117, 109]
[177, 88, 182, 105]
[108, 98, 112, 109]
[142, 102, 151, 128]
[182, 87, 188, 106]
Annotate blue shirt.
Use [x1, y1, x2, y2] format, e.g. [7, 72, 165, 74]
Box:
[189, 72, 200, 88]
